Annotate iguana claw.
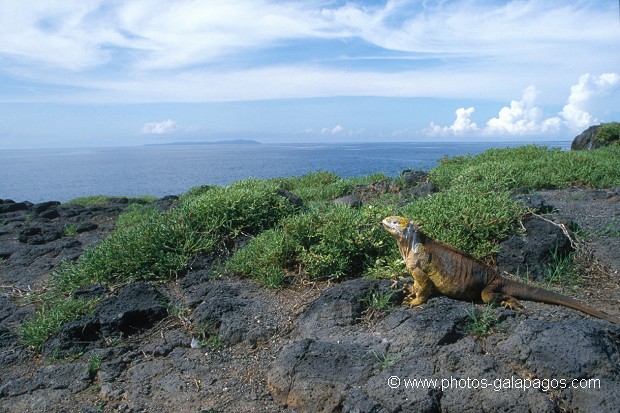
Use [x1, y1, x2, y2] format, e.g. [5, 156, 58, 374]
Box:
[402, 283, 418, 297]
[501, 298, 524, 312]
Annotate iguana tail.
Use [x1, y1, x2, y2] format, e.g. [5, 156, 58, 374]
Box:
[504, 279, 620, 325]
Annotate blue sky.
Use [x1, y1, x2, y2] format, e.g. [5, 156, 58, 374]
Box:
[0, 0, 618, 149]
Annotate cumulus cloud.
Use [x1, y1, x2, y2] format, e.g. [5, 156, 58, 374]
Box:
[318, 124, 366, 137]
[425, 107, 479, 136]
[424, 86, 563, 136]
[425, 74, 620, 137]
[485, 86, 561, 135]
[141, 119, 179, 134]
[450, 107, 479, 134]
[321, 124, 345, 135]
[560, 73, 620, 131]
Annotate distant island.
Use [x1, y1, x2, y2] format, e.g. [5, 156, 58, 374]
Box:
[145, 139, 261, 146]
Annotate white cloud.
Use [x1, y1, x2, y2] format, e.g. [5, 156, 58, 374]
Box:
[425, 71, 620, 137]
[318, 124, 366, 137]
[425, 107, 478, 136]
[3, 0, 614, 72]
[116, 0, 336, 71]
[485, 86, 561, 135]
[321, 124, 345, 135]
[141, 119, 179, 134]
[0, 1, 128, 70]
[23, 66, 512, 103]
[331, 125, 345, 134]
[560, 73, 620, 131]
[0, 1, 618, 104]
[451, 107, 479, 134]
[425, 85, 568, 137]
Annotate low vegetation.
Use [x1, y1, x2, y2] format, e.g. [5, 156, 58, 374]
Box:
[466, 304, 503, 337]
[400, 182, 522, 259]
[20, 298, 95, 350]
[66, 195, 158, 207]
[594, 122, 620, 146]
[194, 321, 223, 350]
[227, 202, 395, 286]
[87, 355, 103, 378]
[271, 171, 387, 203]
[430, 144, 620, 191]
[114, 203, 160, 229]
[544, 248, 580, 287]
[360, 289, 396, 319]
[63, 223, 78, 237]
[369, 349, 399, 370]
[20, 145, 620, 350]
[55, 179, 296, 294]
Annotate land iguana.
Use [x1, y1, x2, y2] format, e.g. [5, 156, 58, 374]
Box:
[382, 215, 620, 325]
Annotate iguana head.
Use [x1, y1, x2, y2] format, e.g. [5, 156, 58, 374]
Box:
[382, 216, 424, 260]
[382, 216, 421, 239]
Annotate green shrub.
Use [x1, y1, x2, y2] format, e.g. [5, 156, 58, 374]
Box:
[271, 171, 387, 202]
[285, 205, 391, 279]
[20, 298, 94, 350]
[430, 145, 620, 191]
[360, 290, 395, 312]
[181, 179, 297, 245]
[54, 211, 199, 292]
[54, 179, 296, 292]
[225, 229, 294, 288]
[227, 202, 395, 282]
[270, 171, 344, 202]
[294, 204, 392, 278]
[364, 256, 407, 280]
[115, 203, 160, 229]
[64, 195, 112, 207]
[594, 122, 620, 146]
[182, 184, 213, 199]
[400, 183, 523, 259]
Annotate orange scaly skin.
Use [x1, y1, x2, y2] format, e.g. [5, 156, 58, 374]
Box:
[382, 216, 620, 325]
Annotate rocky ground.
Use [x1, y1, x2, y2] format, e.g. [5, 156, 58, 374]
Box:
[1, 186, 620, 413]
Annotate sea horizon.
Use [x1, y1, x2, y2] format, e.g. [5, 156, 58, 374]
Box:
[1, 140, 572, 203]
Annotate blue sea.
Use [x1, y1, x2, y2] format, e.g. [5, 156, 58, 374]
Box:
[1, 141, 570, 203]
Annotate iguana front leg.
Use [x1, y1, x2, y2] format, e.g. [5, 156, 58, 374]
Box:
[402, 266, 424, 299]
[404, 267, 432, 307]
[481, 286, 525, 312]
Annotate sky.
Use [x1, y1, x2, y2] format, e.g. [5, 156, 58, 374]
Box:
[0, 0, 619, 149]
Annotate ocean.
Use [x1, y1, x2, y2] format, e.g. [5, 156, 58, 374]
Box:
[1, 141, 571, 203]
